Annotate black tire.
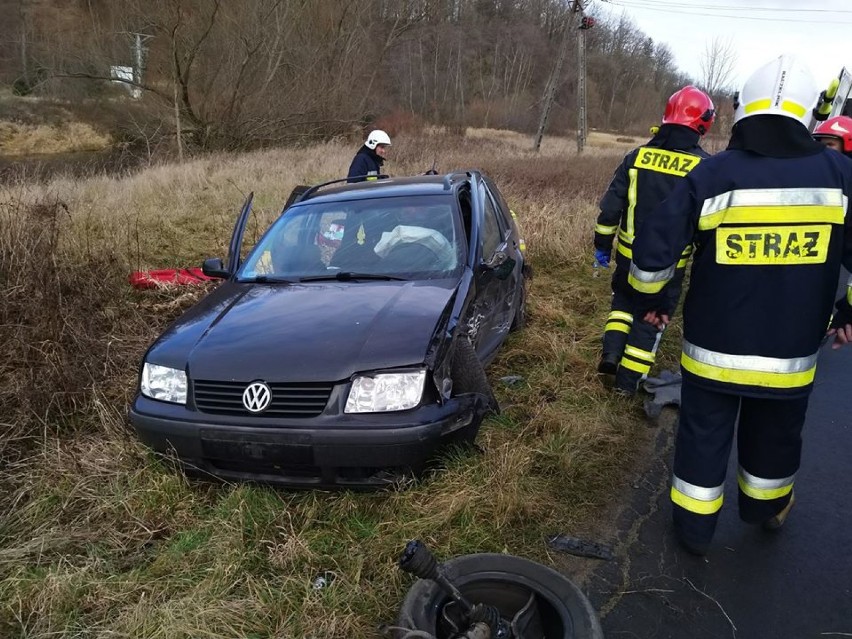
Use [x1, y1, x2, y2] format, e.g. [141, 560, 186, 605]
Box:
[397, 553, 603, 639]
[443, 338, 498, 447]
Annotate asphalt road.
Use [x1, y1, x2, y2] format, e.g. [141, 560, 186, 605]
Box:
[587, 275, 852, 639]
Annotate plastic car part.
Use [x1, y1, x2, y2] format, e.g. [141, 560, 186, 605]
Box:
[397, 549, 604, 639]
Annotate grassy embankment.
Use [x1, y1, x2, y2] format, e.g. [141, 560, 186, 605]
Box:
[0, 126, 681, 638]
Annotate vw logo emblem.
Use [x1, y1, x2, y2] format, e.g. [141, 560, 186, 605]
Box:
[243, 381, 271, 413]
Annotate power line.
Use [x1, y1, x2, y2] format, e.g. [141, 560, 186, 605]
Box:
[604, 1, 852, 24]
[601, 0, 852, 12]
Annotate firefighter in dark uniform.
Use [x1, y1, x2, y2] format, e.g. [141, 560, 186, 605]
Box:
[628, 54, 852, 555]
[813, 115, 852, 157]
[595, 86, 715, 394]
[347, 129, 391, 183]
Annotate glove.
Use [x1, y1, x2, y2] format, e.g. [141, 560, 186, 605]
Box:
[594, 248, 611, 268]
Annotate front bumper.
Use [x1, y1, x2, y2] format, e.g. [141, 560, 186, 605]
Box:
[129, 394, 485, 488]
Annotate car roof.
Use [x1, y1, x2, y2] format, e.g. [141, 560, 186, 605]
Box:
[290, 171, 481, 207]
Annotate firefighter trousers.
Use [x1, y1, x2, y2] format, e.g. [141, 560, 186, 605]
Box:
[600, 260, 684, 392]
[671, 377, 808, 546]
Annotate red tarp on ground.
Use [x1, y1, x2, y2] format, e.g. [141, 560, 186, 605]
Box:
[129, 268, 216, 290]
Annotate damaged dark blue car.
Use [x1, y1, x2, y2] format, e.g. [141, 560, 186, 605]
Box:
[129, 171, 529, 487]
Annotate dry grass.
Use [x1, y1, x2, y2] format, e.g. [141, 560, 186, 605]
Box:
[0, 121, 112, 155]
[0, 129, 660, 638]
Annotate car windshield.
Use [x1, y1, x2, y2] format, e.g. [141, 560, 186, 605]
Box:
[238, 194, 465, 282]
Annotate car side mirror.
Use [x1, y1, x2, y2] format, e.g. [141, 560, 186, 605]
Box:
[202, 257, 229, 279]
[483, 250, 516, 280]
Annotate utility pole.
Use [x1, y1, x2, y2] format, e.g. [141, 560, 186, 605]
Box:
[532, 0, 582, 152]
[577, 13, 595, 153]
[121, 31, 153, 99]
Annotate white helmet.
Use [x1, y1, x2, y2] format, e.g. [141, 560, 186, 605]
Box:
[365, 129, 392, 150]
[733, 54, 818, 127]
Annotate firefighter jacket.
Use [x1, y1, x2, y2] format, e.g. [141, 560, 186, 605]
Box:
[594, 125, 709, 268]
[629, 117, 852, 399]
[347, 146, 385, 183]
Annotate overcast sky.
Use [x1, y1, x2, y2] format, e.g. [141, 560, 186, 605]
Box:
[593, 0, 852, 91]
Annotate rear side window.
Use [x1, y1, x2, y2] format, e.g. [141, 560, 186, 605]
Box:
[481, 186, 503, 257]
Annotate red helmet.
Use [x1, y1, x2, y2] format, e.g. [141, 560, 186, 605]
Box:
[813, 116, 852, 153]
[662, 86, 716, 135]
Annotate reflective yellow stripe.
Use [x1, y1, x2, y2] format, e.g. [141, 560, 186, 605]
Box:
[626, 168, 638, 238]
[738, 475, 793, 500]
[847, 275, 852, 305]
[624, 345, 655, 363]
[366, 176, 377, 181]
[681, 351, 816, 389]
[605, 322, 630, 334]
[596, 223, 617, 235]
[620, 357, 651, 374]
[698, 210, 726, 230]
[671, 486, 724, 515]
[633, 147, 702, 177]
[677, 255, 689, 268]
[699, 188, 847, 231]
[608, 311, 633, 323]
[617, 243, 632, 259]
[628, 262, 675, 294]
[738, 467, 795, 501]
[781, 100, 806, 118]
[744, 99, 772, 114]
[618, 230, 633, 245]
[720, 205, 845, 226]
[628, 272, 667, 294]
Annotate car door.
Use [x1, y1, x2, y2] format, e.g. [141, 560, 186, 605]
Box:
[483, 178, 525, 320]
[469, 177, 517, 361]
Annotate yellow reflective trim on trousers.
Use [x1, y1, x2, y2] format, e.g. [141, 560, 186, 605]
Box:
[605, 322, 630, 334]
[737, 475, 794, 501]
[596, 223, 617, 235]
[634, 147, 702, 177]
[625, 345, 656, 363]
[626, 168, 638, 237]
[608, 311, 633, 322]
[620, 357, 651, 374]
[671, 486, 724, 515]
[716, 225, 831, 265]
[366, 176, 378, 181]
[681, 351, 816, 388]
[847, 275, 852, 305]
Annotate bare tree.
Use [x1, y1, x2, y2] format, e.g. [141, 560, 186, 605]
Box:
[699, 36, 736, 97]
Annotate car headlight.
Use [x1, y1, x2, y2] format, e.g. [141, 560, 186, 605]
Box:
[345, 370, 426, 413]
[140, 362, 187, 404]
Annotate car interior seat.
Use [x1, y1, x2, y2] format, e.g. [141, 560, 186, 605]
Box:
[329, 212, 395, 270]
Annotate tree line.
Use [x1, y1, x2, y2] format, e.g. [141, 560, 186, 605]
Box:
[0, 0, 708, 152]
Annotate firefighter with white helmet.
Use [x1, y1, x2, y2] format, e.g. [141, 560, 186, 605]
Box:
[813, 116, 852, 156]
[347, 129, 392, 183]
[594, 86, 715, 394]
[628, 54, 852, 555]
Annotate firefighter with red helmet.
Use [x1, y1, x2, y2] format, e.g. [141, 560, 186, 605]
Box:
[629, 54, 852, 555]
[594, 86, 715, 394]
[813, 116, 852, 156]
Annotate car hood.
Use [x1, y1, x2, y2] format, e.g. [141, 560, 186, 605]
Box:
[146, 280, 457, 382]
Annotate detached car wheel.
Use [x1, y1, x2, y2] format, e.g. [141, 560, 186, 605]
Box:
[397, 553, 603, 639]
